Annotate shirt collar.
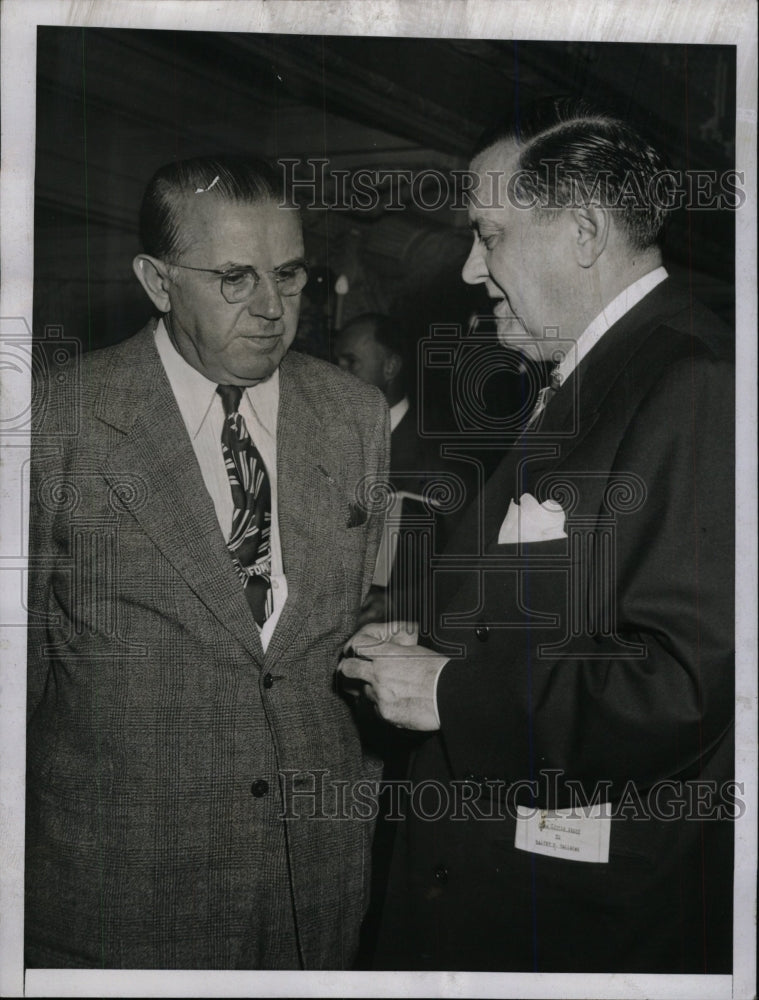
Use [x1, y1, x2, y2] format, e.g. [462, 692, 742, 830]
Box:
[389, 396, 410, 432]
[154, 317, 280, 438]
[553, 266, 668, 387]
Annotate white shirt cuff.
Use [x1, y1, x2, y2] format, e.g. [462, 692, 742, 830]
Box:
[431, 658, 449, 729]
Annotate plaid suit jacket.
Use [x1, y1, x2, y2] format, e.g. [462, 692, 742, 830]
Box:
[25, 321, 389, 969]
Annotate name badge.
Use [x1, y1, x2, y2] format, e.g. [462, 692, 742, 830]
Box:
[514, 803, 611, 863]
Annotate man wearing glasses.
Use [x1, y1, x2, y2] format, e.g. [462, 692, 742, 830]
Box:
[25, 155, 389, 969]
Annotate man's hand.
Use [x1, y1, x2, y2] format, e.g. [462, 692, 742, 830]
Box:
[338, 622, 447, 731]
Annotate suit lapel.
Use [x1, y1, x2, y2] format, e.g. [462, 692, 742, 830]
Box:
[97, 323, 265, 661]
[262, 354, 341, 667]
[465, 279, 685, 554]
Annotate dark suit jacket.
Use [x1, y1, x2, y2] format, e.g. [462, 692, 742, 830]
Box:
[25, 321, 389, 969]
[377, 280, 735, 973]
[389, 405, 442, 495]
[385, 407, 447, 623]
[384, 406, 477, 625]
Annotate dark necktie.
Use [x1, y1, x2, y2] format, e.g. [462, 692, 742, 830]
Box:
[217, 384, 272, 626]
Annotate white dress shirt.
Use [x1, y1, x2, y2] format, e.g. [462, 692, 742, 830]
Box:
[389, 395, 410, 432]
[552, 265, 668, 387]
[154, 318, 287, 650]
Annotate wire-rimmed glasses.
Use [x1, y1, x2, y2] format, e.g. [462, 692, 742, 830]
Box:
[168, 258, 309, 304]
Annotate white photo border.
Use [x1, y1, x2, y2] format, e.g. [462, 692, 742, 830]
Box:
[1, 2, 755, 998]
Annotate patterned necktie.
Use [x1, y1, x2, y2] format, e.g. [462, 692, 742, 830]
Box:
[526, 368, 562, 429]
[217, 384, 272, 626]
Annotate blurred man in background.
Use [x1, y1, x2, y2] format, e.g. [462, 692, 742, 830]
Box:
[336, 313, 453, 626]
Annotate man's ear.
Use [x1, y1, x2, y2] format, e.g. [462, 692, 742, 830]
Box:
[132, 254, 172, 312]
[571, 205, 610, 268]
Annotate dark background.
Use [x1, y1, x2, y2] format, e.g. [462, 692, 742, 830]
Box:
[34, 29, 736, 417]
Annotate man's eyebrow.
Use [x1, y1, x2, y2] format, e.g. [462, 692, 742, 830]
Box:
[274, 257, 307, 269]
[214, 257, 306, 272]
[212, 261, 255, 272]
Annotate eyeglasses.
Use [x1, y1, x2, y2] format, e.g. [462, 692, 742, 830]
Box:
[168, 258, 309, 304]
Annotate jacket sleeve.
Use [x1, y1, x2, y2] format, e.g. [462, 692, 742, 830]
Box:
[26, 375, 69, 724]
[435, 352, 734, 797]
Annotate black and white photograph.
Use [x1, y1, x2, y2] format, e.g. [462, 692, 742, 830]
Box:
[0, 1, 756, 998]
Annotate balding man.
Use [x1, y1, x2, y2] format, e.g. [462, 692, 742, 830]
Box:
[26, 155, 389, 969]
[341, 100, 734, 973]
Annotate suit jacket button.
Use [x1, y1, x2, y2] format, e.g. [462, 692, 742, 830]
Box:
[263, 672, 274, 689]
[475, 626, 489, 642]
[251, 779, 269, 797]
[433, 866, 449, 884]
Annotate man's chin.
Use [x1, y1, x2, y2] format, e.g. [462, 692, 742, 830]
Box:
[495, 317, 544, 364]
[228, 339, 290, 384]
[236, 359, 279, 385]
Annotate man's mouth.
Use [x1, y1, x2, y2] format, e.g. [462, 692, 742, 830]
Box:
[241, 327, 282, 341]
[492, 296, 514, 319]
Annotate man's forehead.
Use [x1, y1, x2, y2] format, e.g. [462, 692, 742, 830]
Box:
[177, 195, 302, 250]
[467, 140, 520, 217]
[471, 138, 519, 173]
[340, 323, 378, 348]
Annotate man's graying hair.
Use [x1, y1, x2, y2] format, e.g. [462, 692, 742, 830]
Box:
[474, 97, 671, 250]
[139, 154, 286, 260]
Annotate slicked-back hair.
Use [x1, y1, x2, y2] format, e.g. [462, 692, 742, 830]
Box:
[473, 97, 670, 250]
[139, 154, 287, 260]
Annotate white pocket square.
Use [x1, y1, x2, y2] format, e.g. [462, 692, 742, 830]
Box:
[498, 492, 567, 544]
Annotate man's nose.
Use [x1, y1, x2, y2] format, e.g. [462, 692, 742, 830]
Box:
[248, 273, 284, 319]
[461, 239, 488, 285]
